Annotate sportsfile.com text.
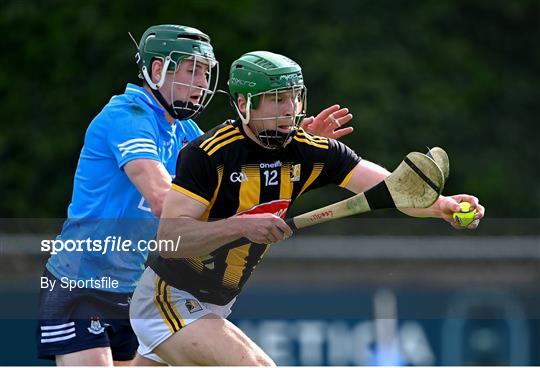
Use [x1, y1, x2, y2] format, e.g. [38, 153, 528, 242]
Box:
[40, 236, 182, 255]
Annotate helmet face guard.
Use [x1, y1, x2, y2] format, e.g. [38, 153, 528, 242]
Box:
[163, 52, 219, 121]
[135, 25, 218, 120]
[228, 51, 307, 149]
[245, 85, 307, 149]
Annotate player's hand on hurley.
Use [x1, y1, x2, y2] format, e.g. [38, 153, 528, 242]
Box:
[436, 194, 485, 230]
[233, 213, 293, 244]
[301, 104, 354, 140]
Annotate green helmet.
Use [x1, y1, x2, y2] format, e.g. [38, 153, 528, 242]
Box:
[228, 51, 307, 149]
[135, 24, 219, 120]
[228, 51, 304, 109]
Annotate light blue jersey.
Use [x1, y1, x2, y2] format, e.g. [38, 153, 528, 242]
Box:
[46, 84, 203, 292]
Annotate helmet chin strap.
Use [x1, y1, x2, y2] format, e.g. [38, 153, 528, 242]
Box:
[149, 88, 201, 120]
[143, 57, 204, 121]
[233, 94, 298, 149]
[256, 129, 296, 149]
[171, 100, 203, 120]
[149, 88, 176, 118]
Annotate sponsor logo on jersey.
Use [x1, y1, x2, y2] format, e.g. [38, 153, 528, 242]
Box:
[236, 199, 291, 219]
[291, 164, 301, 182]
[230, 171, 248, 183]
[185, 299, 203, 313]
[259, 160, 282, 169]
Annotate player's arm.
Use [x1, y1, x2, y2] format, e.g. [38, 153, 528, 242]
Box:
[344, 161, 485, 227]
[107, 112, 171, 217]
[124, 159, 171, 217]
[157, 190, 291, 258]
[343, 160, 390, 194]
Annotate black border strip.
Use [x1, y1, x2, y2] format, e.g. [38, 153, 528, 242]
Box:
[404, 157, 440, 194]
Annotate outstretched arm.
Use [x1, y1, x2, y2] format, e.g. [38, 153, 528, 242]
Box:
[343, 161, 485, 229]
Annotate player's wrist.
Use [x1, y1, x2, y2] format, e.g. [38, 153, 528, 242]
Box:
[224, 217, 247, 238]
[428, 196, 447, 218]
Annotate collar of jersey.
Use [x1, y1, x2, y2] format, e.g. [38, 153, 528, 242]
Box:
[125, 84, 194, 129]
[124, 83, 166, 115]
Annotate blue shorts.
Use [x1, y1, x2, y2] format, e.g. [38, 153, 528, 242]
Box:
[36, 269, 137, 361]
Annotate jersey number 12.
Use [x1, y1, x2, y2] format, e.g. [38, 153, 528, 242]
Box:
[263, 170, 278, 186]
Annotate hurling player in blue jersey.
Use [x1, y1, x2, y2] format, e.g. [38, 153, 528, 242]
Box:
[37, 25, 355, 366]
[36, 25, 218, 366]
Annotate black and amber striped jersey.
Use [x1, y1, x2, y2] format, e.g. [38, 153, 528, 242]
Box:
[151, 119, 361, 305]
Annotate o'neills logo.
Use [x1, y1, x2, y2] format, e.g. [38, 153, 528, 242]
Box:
[259, 160, 282, 169]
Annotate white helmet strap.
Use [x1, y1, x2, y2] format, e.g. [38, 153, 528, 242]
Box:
[141, 56, 172, 89]
[232, 93, 252, 125]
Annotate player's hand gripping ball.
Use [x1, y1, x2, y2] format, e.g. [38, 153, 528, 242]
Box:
[453, 202, 477, 227]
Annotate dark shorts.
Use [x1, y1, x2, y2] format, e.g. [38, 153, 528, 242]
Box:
[36, 269, 137, 361]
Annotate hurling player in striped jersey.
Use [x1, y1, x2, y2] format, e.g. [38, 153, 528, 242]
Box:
[129, 51, 484, 365]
